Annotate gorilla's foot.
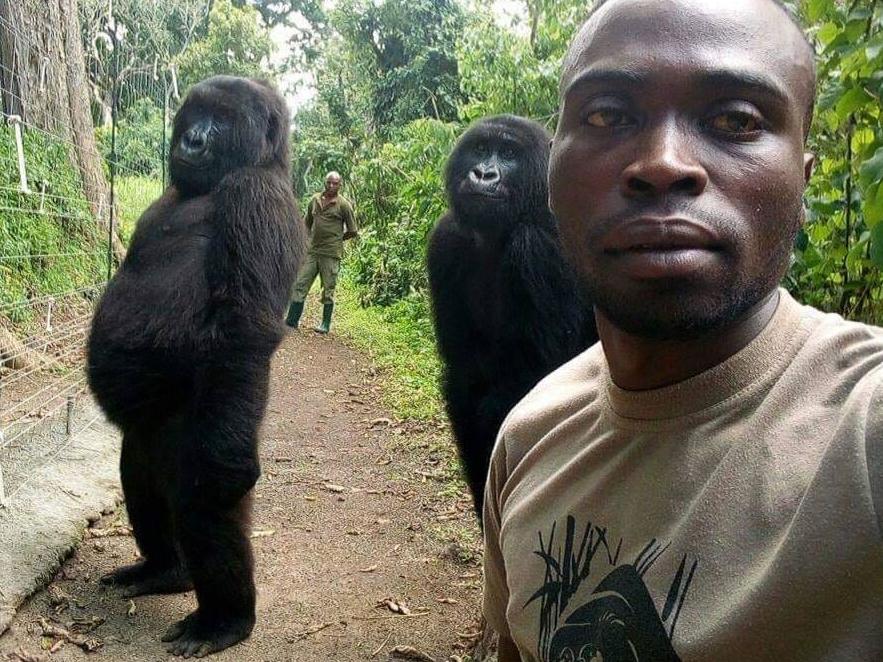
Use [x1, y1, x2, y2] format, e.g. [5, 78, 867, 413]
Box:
[163, 609, 255, 658]
[101, 560, 193, 597]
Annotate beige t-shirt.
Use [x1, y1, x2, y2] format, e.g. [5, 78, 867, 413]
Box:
[483, 290, 883, 661]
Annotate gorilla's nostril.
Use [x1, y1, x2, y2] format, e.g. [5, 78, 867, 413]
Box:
[183, 129, 207, 154]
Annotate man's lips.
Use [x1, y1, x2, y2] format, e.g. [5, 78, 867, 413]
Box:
[603, 217, 720, 253]
[600, 217, 723, 279]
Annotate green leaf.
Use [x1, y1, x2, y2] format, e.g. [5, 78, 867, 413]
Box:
[806, 0, 831, 23]
[870, 221, 883, 268]
[859, 147, 883, 188]
[835, 86, 873, 118]
[817, 21, 841, 47]
[864, 182, 883, 227]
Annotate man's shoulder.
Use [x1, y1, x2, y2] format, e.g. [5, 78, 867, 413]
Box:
[494, 343, 606, 471]
[337, 195, 354, 210]
[795, 299, 883, 381]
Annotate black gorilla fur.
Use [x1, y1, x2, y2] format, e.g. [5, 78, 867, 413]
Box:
[87, 76, 303, 657]
[427, 115, 597, 518]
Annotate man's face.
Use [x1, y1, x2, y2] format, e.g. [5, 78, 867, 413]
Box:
[550, 0, 815, 340]
[325, 176, 341, 196]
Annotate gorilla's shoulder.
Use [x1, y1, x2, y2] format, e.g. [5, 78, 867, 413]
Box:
[497, 344, 606, 461]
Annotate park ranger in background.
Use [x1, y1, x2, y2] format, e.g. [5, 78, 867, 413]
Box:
[285, 171, 358, 333]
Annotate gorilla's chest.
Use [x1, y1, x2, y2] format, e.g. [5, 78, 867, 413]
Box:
[101, 197, 215, 340]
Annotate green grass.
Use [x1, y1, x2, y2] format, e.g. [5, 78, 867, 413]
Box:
[334, 284, 444, 422]
[115, 175, 163, 243]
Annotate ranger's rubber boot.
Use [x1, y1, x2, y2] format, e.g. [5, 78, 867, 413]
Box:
[314, 303, 334, 334]
[285, 301, 304, 329]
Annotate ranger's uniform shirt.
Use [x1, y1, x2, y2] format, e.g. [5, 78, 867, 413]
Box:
[483, 289, 883, 661]
[304, 193, 357, 259]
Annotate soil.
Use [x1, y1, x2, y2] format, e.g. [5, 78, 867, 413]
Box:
[0, 329, 484, 662]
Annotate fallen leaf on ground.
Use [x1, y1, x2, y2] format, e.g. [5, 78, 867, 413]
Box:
[250, 529, 276, 539]
[288, 622, 335, 642]
[360, 565, 378, 573]
[388, 645, 436, 661]
[323, 483, 347, 493]
[378, 599, 411, 615]
[436, 598, 459, 604]
[69, 615, 104, 634]
[38, 618, 103, 652]
[126, 600, 136, 617]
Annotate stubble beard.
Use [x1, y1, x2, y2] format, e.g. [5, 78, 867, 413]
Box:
[577, 227, 800, 342]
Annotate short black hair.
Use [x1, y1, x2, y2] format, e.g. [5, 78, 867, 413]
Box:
[588, 0, 804, 25]
[570, 0, 818, 138]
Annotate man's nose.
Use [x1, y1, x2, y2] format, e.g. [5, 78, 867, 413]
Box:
[621, 119, 708, 198]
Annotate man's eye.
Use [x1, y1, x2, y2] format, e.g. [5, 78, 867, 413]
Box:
[710, 111, 763, 134]
[585, 109, 631, 128]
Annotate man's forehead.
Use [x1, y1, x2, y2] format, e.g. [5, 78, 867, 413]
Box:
[562, 0, 813, 98]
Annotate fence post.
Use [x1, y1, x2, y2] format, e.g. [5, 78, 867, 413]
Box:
[0, 431, 6, 508]
[7, 115, 31, 194]
[106, 19, 119, 282]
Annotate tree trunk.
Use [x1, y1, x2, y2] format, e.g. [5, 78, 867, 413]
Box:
[0, 0, 126, 262]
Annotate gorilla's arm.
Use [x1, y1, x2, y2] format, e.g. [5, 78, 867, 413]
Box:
[427, 214, 478, 366]
[209, 167, 303, 323]
[181, 354, 270, 509]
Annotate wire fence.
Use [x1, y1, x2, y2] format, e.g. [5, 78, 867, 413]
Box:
[0, 3, 177, 508]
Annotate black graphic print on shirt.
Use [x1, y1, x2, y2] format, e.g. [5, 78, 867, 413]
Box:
[525, 515, 699, 662]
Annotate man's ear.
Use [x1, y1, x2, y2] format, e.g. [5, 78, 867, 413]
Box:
[804, 152, 815, 184]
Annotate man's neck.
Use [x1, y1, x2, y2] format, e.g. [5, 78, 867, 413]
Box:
[597, 290, 781, 391]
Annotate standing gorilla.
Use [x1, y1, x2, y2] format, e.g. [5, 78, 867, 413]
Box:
[427, 115, 597, 518]
[87, 76, 303, 657]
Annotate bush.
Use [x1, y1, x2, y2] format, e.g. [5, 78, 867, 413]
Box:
[345, 118, 459, 306]
[96, 98, 167, 179]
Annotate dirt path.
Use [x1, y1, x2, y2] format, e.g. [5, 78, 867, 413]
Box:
[0, 330, 483, 661]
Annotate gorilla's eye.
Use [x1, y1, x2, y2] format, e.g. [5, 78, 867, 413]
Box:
[500, 146, 517, 160]
[474, 142, 489, 156]
[710, 111, 763, 135]
[585, 109, 631, 128]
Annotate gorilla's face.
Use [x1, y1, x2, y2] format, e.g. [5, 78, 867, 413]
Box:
[170, 76, 287, 195]
[446, 116, 551, 232]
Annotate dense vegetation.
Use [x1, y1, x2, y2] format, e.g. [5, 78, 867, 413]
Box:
[292, 0, 883, 324]
[5, 0, 880, 407]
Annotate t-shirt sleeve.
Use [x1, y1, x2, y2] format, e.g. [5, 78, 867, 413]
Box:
[482, 437, 512, 640]
[865, 378, 883, 540]
[344, 201, 357, 233]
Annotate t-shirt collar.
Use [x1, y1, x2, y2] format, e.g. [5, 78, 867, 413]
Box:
[603, 288, 804, 420]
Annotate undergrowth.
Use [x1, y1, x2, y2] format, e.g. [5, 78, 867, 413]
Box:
[0, 128, 108, 323]
[333, 282, 444, 422]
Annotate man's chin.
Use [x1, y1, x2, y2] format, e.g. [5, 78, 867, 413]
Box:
[588, 284, 767, 342]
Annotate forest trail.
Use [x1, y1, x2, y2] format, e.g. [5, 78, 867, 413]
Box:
[0, 329, 483, 661]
